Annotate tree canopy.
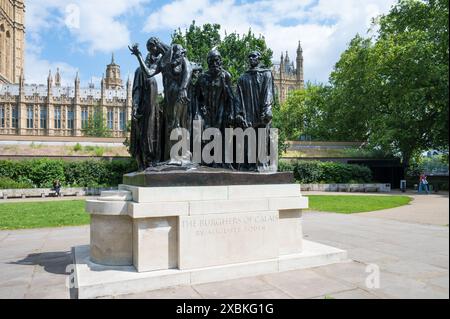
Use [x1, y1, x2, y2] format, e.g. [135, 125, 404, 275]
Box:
[171, 21, 273, 83]
[280, 0, 448, 172]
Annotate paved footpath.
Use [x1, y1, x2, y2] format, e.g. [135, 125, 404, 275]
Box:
[0, 193, 448, 299]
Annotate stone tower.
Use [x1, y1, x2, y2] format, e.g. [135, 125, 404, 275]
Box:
[104, 53, 123, 90]
[296, 41, 304, 89]
[272, 40, 305, 103]
[0, 0, 26, 84]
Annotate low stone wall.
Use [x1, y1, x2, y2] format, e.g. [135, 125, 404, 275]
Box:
[301, 183, 391, 193]
[0, 187, 117, 199]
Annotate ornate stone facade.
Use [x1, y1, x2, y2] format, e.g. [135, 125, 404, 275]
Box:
[0, 63, 132, 137]
[0, 0, 25, 84]
[272, 41, 304, 103]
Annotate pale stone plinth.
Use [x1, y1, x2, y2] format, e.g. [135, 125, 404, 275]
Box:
[73, 240, 348, 299]
[90, 215, 133, 266]
[133, 217, 178, 272]
[76, 183, 347, 298]
[179, 211, 279, 269]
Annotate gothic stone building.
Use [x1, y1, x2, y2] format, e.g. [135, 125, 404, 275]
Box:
[272, 41, 304, 103]
[0, 56, 132, 138]
[0, 0, 131, 138]
[0, 0, 25, 84]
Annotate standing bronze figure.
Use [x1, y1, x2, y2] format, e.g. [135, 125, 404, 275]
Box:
[236, 51, 275, 171]
[196, 49, 235, 168]
[130, 42, 193, 163]
[129, 37, 170, 170]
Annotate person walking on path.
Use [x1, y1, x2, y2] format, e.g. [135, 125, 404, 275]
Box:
[418, 173, 430, 194]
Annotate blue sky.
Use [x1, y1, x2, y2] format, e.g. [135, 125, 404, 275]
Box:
[24, 0, 396, 88]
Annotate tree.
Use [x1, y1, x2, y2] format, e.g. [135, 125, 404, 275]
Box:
[219, 30, 273, 83]
[84, 103, 112, 138]
[301, 0, 448, 174]
[172, 22, 221, 71]
[368, 0, 449, 171]
[172, 21, 273, 83]
[273, 83, 337, 141]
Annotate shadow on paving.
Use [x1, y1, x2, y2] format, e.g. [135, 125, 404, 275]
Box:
[9, 251, 72, 275]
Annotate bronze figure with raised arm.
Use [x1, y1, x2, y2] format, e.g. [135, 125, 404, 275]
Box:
[130, 39, 193, 164]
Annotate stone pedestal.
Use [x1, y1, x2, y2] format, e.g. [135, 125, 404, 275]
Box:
[74, 171, 348, 298]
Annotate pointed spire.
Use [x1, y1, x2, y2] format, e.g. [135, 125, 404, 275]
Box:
[297, 40, 303, 53]
[47, 70, 53, 87]
[285, 51, 290, 63]
[75, 71, 80, 87]
[55, 68, 61, 87]
[111, 53, 115, 65]
[101, 73, 105, 89]
[126, 73, 132, 87]
[19, 69, 25, 87]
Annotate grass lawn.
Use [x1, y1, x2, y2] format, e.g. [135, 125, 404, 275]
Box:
[306, 195, 412, 214]
[0, 200, 89, 230]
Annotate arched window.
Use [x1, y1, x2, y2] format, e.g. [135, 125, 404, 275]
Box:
[0, 105, 5, 128]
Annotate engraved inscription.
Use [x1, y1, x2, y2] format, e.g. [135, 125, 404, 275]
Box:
[181, 215, 277, 237]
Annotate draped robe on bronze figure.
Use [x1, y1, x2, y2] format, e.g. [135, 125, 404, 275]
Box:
[236, 66, 275, 170]
[196, 69, 235, 166]
[130, 54, 162, 169]
[155, 45, 193, 161]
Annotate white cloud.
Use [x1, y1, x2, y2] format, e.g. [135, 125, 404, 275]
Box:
[143, 0, 396, 83]
[25, 52, 79, 86]
[25, 0, 149, 84]
[27, 0, 149, 54]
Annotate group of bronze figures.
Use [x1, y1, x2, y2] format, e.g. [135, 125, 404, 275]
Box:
[129, 37, 275, 172]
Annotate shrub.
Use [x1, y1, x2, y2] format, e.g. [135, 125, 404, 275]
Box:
[278, 161, 295, 172]
[73, 143, 82, 152]
[279, 160, 372, 184]
[29, 159, 66, 188]
[0, 158, 138, 189]
[0, 177, 34, 189]
[94, 147, 105, 157]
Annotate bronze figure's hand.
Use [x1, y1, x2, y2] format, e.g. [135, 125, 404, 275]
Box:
[235, 115, 248, 128]
[200, 105, 208, 117]
[261, 109, 273, 124]
[177, 89, 190, 104]
[128, 43, 141, 56]
[132, 108, 142, 121]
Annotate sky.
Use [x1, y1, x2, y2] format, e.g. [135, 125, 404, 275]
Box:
[24, 0, 397, 88]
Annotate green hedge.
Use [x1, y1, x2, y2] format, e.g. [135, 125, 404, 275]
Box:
[0, 159, 137, 189]
[0, 177, 34, 189]
[279, 160, 372, 184]
[1, 158, 373, 189]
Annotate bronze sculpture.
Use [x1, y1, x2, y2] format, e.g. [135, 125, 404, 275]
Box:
[130, 41, 193, 164]
[196, 49, 235, 168]
[235, 51, 275, 171]
[129, 37, 169, 170]
[129, 39, 276, 172]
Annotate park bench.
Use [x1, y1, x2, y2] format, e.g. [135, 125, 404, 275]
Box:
[338, 184, 350, 192]
[363, 185, 380, 193]
[349, 184, 364, 192]
[0, 187, 85, 199]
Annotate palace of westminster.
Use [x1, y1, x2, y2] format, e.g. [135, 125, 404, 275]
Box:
[1, 0, 304, 138]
